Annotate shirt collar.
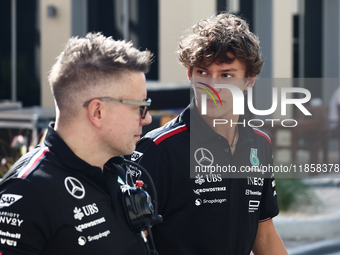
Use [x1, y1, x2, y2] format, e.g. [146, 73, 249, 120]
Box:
[43, 123, 123, 176]
[43, 123, 93, 171]
[43, 123, 127, 195]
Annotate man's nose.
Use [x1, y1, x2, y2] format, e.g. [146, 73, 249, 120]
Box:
[141, 112, 152, 126]
[207, 78, 222, 93]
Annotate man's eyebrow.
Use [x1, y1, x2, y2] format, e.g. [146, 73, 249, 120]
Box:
[196, 65, 238, 72]
[219, 68, 238, 72]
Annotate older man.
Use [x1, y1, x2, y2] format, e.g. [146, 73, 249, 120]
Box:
[0, 33, 153, 254]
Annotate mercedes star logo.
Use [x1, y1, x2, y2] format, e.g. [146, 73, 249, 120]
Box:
[64, 177, 85, 199]
[194, 148, 214, 167]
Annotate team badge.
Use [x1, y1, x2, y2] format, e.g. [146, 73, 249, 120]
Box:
[250, 148, 260, 167]
[194, 148, 214, 167]
[64, 177, 85, 199]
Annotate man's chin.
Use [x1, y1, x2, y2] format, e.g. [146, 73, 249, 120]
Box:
[126, 146, 136, 156]
[201, 111, 225, 119]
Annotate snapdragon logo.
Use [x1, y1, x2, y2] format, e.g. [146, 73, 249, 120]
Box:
[197, 82, 312, 127]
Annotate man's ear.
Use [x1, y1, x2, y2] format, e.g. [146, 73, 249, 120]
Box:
[87, 99, 103, 128]
[187, 67, 192, 81]
[245, 76, 257, 90]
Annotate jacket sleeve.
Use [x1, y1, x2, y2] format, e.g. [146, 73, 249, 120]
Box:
[0, 179, 53, 254]
[259, 147, 279, 222]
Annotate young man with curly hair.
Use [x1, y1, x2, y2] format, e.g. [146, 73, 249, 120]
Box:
[131, 13, 288, 254]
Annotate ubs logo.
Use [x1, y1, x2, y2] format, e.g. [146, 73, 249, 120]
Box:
[65, 177, 85, 199]
[73, 203, 99, 221]
[194, 174, 222, 185]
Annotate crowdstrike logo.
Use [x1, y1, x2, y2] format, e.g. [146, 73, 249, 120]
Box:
[193, 186, 226, 195]
[75, 217, 106, 232]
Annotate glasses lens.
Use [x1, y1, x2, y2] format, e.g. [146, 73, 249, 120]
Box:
[140, 106, 148, 119]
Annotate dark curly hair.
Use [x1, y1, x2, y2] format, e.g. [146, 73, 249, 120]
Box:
[177, 12, 264, 77]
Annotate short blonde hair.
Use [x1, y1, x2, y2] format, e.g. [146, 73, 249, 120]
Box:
[49, 32, 153, 114]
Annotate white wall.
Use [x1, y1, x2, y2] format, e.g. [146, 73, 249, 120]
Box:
[40, 0, 71, 107]
[39, 0, 298, 104]
[158, 0, 216, 84]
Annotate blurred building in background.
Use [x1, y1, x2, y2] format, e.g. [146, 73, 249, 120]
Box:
[1, 0, 339, 108]
[1, 0, 340, 165]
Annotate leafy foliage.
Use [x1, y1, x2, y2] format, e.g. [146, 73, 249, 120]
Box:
[275, 178, 316, 211]
[0, 132, 29, 177]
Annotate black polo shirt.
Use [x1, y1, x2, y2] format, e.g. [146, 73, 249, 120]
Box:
[131, 102, 279, 255]
[0, 124, 148, 255]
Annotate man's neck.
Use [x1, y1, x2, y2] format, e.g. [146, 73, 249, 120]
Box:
[201, 114, 239, 143]
[55, 122, 109, 171]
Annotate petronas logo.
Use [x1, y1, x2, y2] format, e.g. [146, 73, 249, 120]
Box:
[250, 148, 260, 167]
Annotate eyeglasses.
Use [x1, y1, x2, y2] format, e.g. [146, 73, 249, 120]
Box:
[83, 97, 151, 119]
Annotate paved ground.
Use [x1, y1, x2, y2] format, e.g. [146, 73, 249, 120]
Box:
[286, 237, 340, 255]
[275, 175, 340, 254]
